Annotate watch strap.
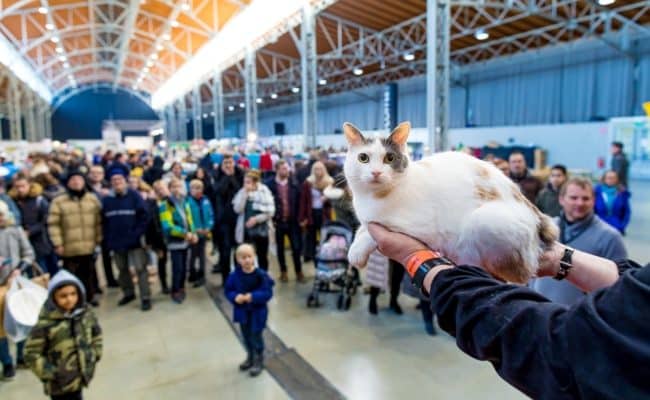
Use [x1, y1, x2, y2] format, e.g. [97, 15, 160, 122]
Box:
[411, 256, 455, 296]
[554, 247, 574, 280]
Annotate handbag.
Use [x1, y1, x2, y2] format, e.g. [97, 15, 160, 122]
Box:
[3, 275, 48, 342]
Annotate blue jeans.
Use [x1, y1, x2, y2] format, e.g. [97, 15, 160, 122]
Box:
[170, 249, 188, 294]
[240, 321, 264, 357]
[37, 252, 59, 275]
[0, 337, 25, 366]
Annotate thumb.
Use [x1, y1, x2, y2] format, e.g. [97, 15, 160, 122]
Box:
[367, 223, 389, 245]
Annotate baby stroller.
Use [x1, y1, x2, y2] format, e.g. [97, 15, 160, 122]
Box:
[306, 221, 360, 310]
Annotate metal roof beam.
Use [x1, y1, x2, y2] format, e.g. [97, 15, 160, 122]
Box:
[113, 0, 141, 89]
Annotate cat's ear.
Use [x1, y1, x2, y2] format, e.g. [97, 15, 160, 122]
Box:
[343, 123, 365, 147]
[388, 122, 411, 146]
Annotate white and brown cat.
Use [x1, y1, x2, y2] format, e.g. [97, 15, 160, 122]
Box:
[344, 121, 557, 283]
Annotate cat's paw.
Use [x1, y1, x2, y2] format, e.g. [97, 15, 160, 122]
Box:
[348, 240, 373, 268]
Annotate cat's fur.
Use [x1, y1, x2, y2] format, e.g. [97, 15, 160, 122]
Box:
[343, 121, 558, 283]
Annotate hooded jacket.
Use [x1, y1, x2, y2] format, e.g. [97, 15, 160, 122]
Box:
[225, 267, 274, 333]
[24, 270, 102, 396]
[10, 182, 53, 257]
[593, 184, 631, 234]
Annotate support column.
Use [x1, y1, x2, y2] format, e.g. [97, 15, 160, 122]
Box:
[7, 76, 23, 141]
[44, 108, 52, 139]
[177, 97, 188, 142]
[165, 105, 176, 142]
[426, 0, 450, 153]
[211, 71, 224, 140]
[24, 90, 36, 142]
[301, 3, 318, 149]
[244, 47, 258, 139]
[192, 85, 203, 140]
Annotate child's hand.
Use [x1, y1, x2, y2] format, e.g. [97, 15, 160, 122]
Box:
[244, 293, 253, 303]
[234, 294, 245, 304]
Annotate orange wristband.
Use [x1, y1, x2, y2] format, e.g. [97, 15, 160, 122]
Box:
[405, 250, 442, 278]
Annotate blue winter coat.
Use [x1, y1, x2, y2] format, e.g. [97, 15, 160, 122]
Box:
[593, 185, 631, 234]
[225, 267, 274, 333]
[101, 189, 149, 251]
[187, 195, 214, 234]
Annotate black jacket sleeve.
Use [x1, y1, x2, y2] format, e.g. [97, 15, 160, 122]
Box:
[430, 262, 650, 400]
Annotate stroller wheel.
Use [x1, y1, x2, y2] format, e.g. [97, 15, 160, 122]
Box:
[307, 294, 319, 308]
[336, 295, 344, 310]
[344, 296, 352, 310]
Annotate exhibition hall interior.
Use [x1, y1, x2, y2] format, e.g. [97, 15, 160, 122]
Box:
[0, 0, 649, 399]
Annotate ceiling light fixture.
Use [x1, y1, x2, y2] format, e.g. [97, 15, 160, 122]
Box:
[55, 47, 63, 54]
[474, 29, 489, 41]
[150, 53, 159, 60]
[239, 103, 245, 108]
[228, 106, 235, 111]
[162, 33, 171, 41]
[143, 67, 150, 73]
[353, 67, 363, 76]
[403, 53, 415, 61]
[203, 113, 208, 118]
[146, 60, 154, 67]
[156, 44, 164, 51]
[45, 23, 55, 30]
[181, 2, 191, 11]
[291, 87, 300, 93]
[598, 0, 615, 4]
[63, 62, 70, 68]
[270, 93, 278, 99]
[171, 20, 179, 28]
[51, 37, 60, 43]
[58, 55, 67, 62]
[256, 98, 263, 104]
[318, 78, 327, 85]
[38, 7, 48, 14]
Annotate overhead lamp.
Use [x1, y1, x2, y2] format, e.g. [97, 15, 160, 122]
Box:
[132, 84, 138, 90]
[403, 53, 415, 61]
[181, 2, 191, 11]
[210, 111, 215, 116]
[597, 0, 615, 4]
[67, 75, 74, 81]
[239, 102, 245, 108]
[55, 47, 63, 54]
[203, 113, 208, 118]
[156, 44, 164, 51]
[143, 67, 150, 73]
[270, 93, 278, 99]
[353, 67, 363, 76]
[291, 87, 300, 93]
[474, 29, 489, 41]
[51, 37, 60, 43]
[58, 55, 67, 62]
[63, 62, 70, 68]
[38, 7, 48, 14]
[45, 23, 55, 30]
[150, 53, 159, 60]
[171, 20, 179, 28]
[318, 78, 327, 85]
[228, 105, 235, 111]
[256, 98, 263, 104]
[162, 33, 172, 41]
[146, 60, 154, 67]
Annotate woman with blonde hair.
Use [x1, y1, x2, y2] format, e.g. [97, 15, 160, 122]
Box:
[298, 161, 334, 262]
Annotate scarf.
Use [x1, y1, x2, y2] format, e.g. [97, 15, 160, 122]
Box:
[600, 186, 617, 215]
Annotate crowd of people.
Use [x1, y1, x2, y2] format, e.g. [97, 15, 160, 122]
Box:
[0, 139, 641, 399]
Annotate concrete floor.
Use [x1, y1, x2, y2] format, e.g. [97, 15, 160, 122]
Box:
[2, 181, 648, 400]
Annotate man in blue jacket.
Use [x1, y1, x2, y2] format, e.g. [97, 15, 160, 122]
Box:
[102, 170, 151, 311]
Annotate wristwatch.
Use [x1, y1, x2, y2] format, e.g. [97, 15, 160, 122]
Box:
[554, 247, 575, 280]
[410, 255, 455, 296]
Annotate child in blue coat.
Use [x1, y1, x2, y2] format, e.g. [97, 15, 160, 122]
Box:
[225, 243, 274, 377]
[187, 179, 214, 287]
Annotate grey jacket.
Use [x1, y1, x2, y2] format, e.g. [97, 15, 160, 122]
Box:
[0, 225, 35, 284]
[535, 185, 562, 217]
[530, 213, 627, 305]
[611, 152, 629, 187]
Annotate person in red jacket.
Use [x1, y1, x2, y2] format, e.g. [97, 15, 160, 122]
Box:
[259, 148, 274, 180]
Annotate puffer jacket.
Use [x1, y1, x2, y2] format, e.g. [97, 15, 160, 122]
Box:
[10, 182, 53, 257]
[24, 270, 102, 396]
[48, 190, 102, 257]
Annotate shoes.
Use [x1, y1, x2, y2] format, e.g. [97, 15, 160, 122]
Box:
[279, 272, 288, 283]
[368, 299, 378, 315]
[96, 287, 104, 295]
[193, 278, 205, 288]
[390, 300, 403, 315]
[249, 354, 264, 377]
[296, 272, 306, 283]
[161, 286, 170, 295]
[15, 359, 27, 370]
[180, 289, 186, 301]
[2, 363, 15, 379]
[188, 274, 197, 283]
[141, 299, 152, 311]
[239, 356, 254, 371]
[171, 292, 183, 304]
[424, 320, 437, 336]
[117, 295, 136, 306]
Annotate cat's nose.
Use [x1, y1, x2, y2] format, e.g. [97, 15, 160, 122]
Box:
[371, 171, 382, 178]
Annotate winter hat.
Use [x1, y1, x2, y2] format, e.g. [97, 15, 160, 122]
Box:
[64, 168, 86, 185]
[106, 162, 130, 180]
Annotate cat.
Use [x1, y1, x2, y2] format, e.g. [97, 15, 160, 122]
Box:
[343, 121, 558, 283]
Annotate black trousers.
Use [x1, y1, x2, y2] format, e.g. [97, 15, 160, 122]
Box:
[62, 255, 96, 302]
[101, 244, 117, 285]
[275, 220, 302, 274]
[369, 260, 405, 303]
[304, 209, 323, 261]
[51, 391, 82, 400]
[189, 237, 207, 281]
[244, 234, 269, 271]
[157, 246, 168, 290]
[216, 222, 237, 283]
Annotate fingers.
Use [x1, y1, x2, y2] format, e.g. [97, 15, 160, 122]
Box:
[367, 222, 388, 244]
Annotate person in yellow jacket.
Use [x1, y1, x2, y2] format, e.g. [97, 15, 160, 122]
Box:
[48, 170, 102, 306]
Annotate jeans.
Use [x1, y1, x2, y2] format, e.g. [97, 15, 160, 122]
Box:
[216, 222, 237, 283]
[51, 390, 83, 400]
[304, 209, 323, 261]
[0, 338, 24, 366]
[37, 253, 59, 275]
[240, 321, 264, 357]
[189, 237, 207, 282]
[274, 220, 302, 273]
[244, 234, 269, 271]
[62, 255, 96, 303]
[113, 248, 151, 300]
[170, 249, 188, 294]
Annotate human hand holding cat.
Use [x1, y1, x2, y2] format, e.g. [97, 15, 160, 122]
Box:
[367, 223, 429, 266]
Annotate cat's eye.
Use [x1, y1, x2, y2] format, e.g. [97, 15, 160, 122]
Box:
[384, 153, 395, 163]
[358, 153, 370, 163]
